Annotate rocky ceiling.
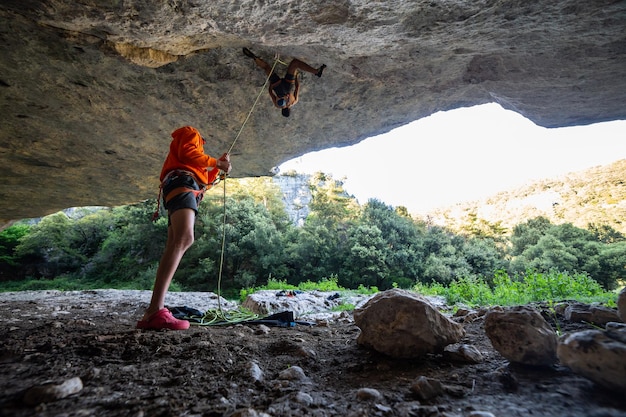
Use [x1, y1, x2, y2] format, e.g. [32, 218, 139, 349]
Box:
[1, 0, 625, 225]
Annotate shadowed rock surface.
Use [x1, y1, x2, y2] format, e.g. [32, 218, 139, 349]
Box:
[1, 0, 625, 223]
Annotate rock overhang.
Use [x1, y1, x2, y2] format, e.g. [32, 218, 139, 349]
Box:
[1, 0, 625, 224]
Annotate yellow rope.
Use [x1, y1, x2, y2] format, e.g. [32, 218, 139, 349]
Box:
[200, 54, 283, 325]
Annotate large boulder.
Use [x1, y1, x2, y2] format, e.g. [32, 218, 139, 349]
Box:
[557, 323, 626, 392]
[484, 305, 558, 366]
[564, 303, 620, 326]
[353, 289, 464, 358]
[1, 0, 626, 223]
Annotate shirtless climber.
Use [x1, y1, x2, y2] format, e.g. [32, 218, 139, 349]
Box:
[243, 47, 326, 118]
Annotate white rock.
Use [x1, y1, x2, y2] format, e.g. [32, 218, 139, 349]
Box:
[242, 290, 344, 317]
[277, 366, 307, 381]
[468, 412, 496, 417]
[23, 376, 83, 405]
[356, 387, 383, 401]
[247, 361, 264, 383]
[294, 391, 314, 406]
[228, 408, 271, 417]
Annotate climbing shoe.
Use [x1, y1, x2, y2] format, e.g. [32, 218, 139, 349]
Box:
[316, 64, 327, 77]
[243, 47, 258, 59]
[137, 308, 190, 330]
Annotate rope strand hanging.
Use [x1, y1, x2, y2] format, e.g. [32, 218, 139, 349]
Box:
[197, 54, 284, 325]
[227, 54, 282, 154]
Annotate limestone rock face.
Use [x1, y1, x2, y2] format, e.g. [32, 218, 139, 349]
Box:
[1, 0, 625, 223]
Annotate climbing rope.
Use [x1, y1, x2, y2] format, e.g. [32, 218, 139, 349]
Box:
[196, 53, 284, 326]
[227, 54, 282, 154]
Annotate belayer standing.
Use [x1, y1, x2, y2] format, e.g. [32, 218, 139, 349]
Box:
[243, 47, 326, 118]
[137, 126, 232, 330]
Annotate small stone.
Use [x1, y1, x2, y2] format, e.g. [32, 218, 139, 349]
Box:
[410, 376, 444, 400]
[356, 387, 383, 401]
[228, 408, 271, 417]
[294, 391, 313, 406]
[468, 412, 496, 417]
[247, 361, 264, 383]
[564, 303, 619, 325]
[485, 305, 557, 366]
[557, 328, 626, 392]
[375, 404, 393, 413]
[254, 325, 270, 335]
[277, 366, 307, 381]
[443, 344, 484, 363]
[23, 377, 83, 405]
[354, 289, 464, 358]
[605, 322, 626, 343]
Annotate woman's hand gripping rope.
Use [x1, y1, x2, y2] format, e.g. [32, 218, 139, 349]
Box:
[216, 153, 232, 176]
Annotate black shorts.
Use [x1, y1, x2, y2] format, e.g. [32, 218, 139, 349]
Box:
[271, 73, 295, 97]
[162, 172, 203, 220]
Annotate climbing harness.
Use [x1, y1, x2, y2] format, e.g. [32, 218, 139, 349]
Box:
[151, 170, 212, 222]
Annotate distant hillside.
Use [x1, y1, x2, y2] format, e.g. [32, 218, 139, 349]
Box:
[426, 159, 626, 235]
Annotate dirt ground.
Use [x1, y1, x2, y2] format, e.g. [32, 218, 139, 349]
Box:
[0, 290, 625, 417]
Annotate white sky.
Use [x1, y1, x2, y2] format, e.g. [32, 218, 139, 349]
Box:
[278, 103, 626, 215]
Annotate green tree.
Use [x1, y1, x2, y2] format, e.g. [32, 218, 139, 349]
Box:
[82, 202, 166, 286]
[216, 177, 292, 233]
[359, 199, 426, 286]
[342, 224, 389, 289]
[509, 220, 610, 286]
[510, 216, 553, 256]
[460, 210, 508, 241]
[461, 237, 508, 282]
[283, 173, 358, 285]
[588, 223, 625, 244]
[513, 234, 579, 273]
[183, 197, 286, 292]
[596, 241, 626, 290]
[0, 223, 31, 281]
[15, 212, 83, 278]
[420, 226, 472, 285]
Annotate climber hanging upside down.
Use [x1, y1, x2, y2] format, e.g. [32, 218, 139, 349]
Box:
[243, 47, 326, 118]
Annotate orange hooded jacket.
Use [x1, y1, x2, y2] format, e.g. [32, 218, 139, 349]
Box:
[159, 126, 220, 186]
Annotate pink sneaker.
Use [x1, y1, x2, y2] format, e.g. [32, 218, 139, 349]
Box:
[136, 308, 190, 330]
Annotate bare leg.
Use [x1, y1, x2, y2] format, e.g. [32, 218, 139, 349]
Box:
[252, 57, 274, 77]
[286, 58, 321, 77]
[142, 208, 195, 320]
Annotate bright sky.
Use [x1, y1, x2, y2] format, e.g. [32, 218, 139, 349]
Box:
[278, 103, 626, 215]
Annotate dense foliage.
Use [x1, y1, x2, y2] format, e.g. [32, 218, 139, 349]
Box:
[0, 173, 624, 299]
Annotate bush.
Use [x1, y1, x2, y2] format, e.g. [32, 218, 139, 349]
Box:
[415, 270, 615, 307]
[239, 275, 346, 302]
